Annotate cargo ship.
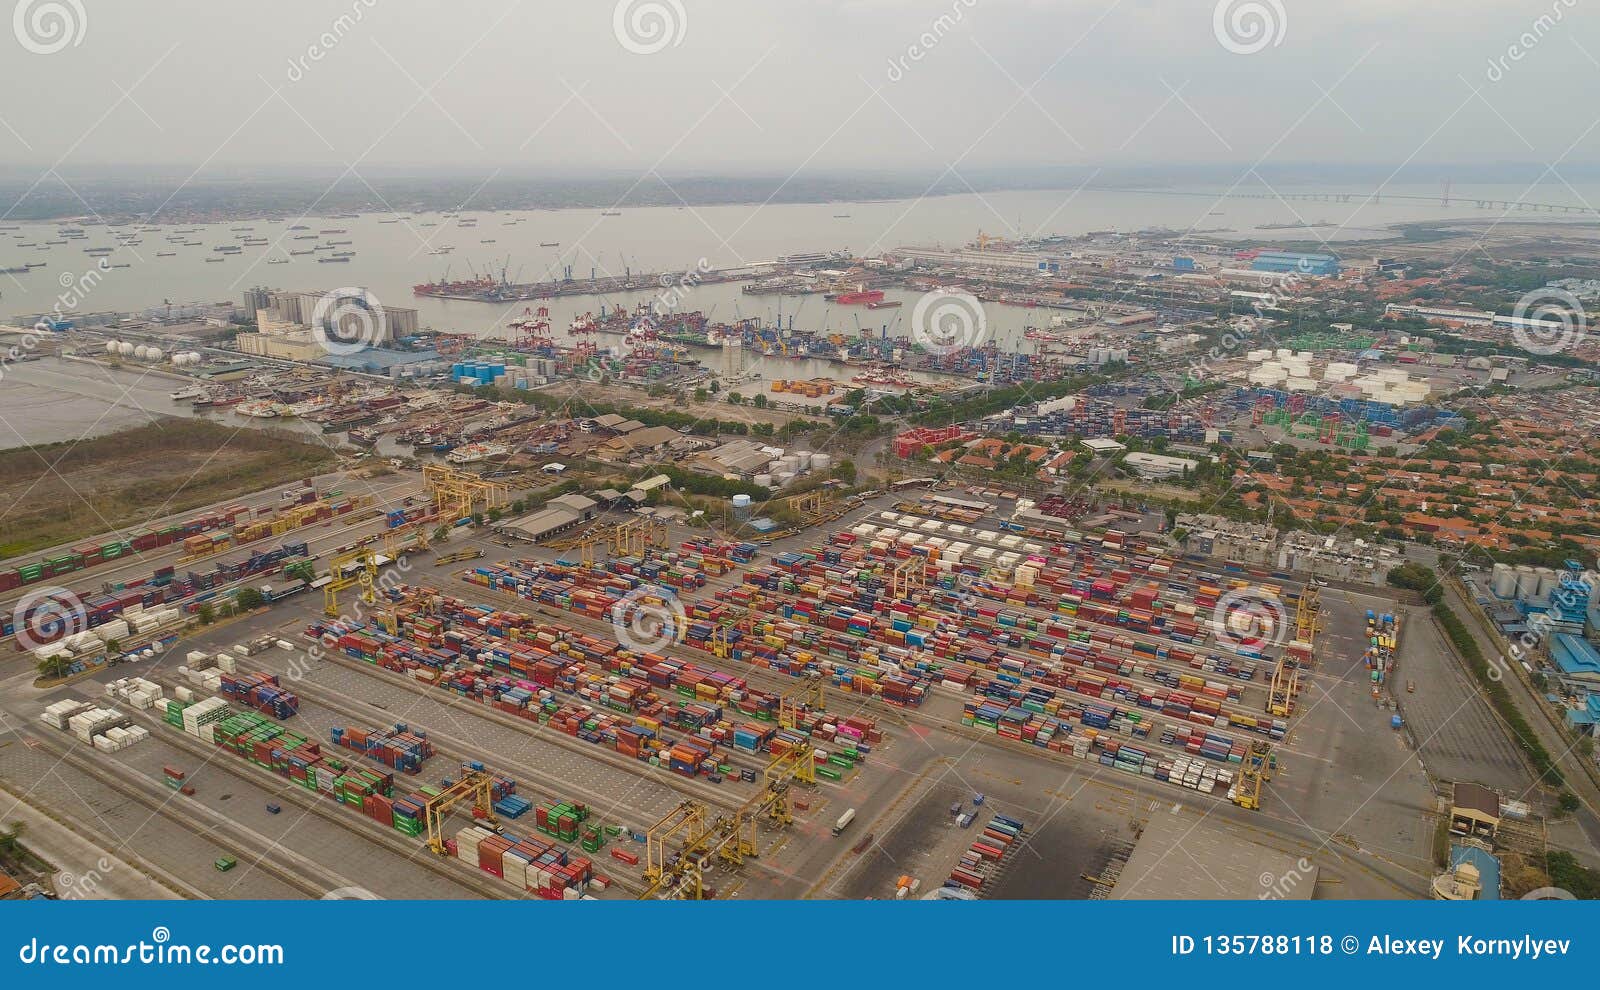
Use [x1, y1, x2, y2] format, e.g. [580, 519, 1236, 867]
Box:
[827, 289, 884, 305]
[414, 273, 495, 297]
[235, 400, 288, 418]
[319, 256, 351, 263]
[169, 385, 208, 401]
[446, 442, 509, 465]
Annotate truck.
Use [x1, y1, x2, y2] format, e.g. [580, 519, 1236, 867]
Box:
[832, 807, 857, 836]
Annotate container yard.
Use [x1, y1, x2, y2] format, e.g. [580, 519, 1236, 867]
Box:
[0, 465, 1491, 903]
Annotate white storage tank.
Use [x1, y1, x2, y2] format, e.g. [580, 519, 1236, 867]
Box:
[774, 471, 796, 486]
[1536, 567, 1558, 599]
[1514, 565, 1538, 599]
[118, 341, 135, 356]
[144, 347, 163, 362]
[810, 452, 833, 473]
[753, 473, 773, 488]
[792, 451, 813, 472]
[1285, 377, 1317, 392]
[1491, 563, 1517, 599]
[104, 339, 120, 354]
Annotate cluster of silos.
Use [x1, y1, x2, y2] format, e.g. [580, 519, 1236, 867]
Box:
[1087, 346, 1130, 365]
[102, 340, 167, 362]
[169, 351, 204, 366]
[1492, 562, 1561, 602]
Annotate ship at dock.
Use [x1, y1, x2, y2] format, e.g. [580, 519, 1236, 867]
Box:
[445, 441, 509, 465]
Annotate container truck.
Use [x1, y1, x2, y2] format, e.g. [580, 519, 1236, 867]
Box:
[832, 807, 857, 835]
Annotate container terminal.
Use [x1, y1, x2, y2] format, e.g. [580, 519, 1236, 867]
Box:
[0, 229, 1593, 902]
[0, 448, 1533, 901]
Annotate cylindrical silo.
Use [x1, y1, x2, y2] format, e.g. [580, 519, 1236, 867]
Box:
[1536, 567, 1558, 598]
[1491, 563, 1517, 598]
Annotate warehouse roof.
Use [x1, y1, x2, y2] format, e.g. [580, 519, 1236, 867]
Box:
[1552, 634, 1600, 678]
[499, 507, 581, 541]
[1111, 812, 1314, 899]
[549, 493, 597, 514]
[1453, 782, 1500, 821]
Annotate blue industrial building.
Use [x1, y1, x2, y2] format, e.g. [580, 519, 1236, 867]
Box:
[1250, 251, 1340, 276]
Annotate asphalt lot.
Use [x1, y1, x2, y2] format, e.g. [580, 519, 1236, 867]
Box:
[1392, 604, 1531, 793]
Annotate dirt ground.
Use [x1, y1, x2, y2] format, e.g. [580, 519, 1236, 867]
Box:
[551, 380, 827, 430]
[0, 419, 337, 558]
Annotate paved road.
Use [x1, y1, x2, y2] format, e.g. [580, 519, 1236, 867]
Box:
[1443, 578, 1600, 859]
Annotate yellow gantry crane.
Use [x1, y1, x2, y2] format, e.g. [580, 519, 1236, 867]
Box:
[610, 517, 669, 557]
[640, 801, 714, 899]
[1295, 586, 1324, 653]
[890, 555, 927, 598]
[1232, 741, 1273, 811]
[638, 747, 818, 898]
[786, 490, 824, 521]
[779, 672, 826, 730]
[719, 742, 817, 869]
[422, 463, 510, 524]
[424, 770, 499, 855]
[324, 547, 380, 617]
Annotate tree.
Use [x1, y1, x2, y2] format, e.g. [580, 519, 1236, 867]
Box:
[235, 587, 264, 611]
[694, 388, 708, 403]
[197, 603, 215, 625]
[752, 394, 768, 410]
[487, 508, 504, 523]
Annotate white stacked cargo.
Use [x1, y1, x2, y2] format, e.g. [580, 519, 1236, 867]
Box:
[215, 652, 237, 674]
[455, 825, 490, 868]
[110, 677, 165, 711]
[67, 707, 129, 745]
[93, 619, 130, 645]
[32, 642, 73, 666]
[96, 726, 139, 752]
[39, 700, 93, 730]
[173, 685, 196, 704]
[64, 631, 102, 655]
[180, 696, 230, 743]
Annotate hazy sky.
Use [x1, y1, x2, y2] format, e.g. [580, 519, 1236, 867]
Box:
[0, 0, 1595, 177]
